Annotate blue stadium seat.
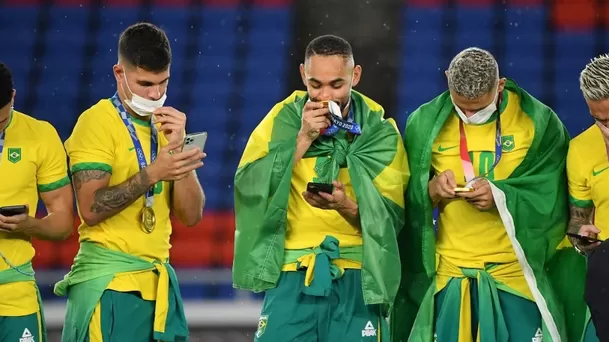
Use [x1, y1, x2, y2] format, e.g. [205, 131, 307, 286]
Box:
[455, 7, 494, 50]
[249, 7, 291, 30]
[554, 32, 594, 136]
[0, 6, 39, 29]
[98, 7, 139, 34]
[33, 7, 89, 123]
[0, 7, 40, 96]
[399, 6, 444, 124]
[200, 7, 240, 30]
[504, 5, 545, 99]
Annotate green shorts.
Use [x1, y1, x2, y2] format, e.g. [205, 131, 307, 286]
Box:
[255, 270, 388, 342]
[0, 311, 43, 342]
[85, 290, 155, 342]
[435, 278, 541, 342]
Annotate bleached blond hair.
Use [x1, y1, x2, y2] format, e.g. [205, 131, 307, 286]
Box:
[447, 47, 499, 100]
[580, 54, 609, 101]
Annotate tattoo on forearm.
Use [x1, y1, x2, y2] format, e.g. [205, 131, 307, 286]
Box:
[568, 204, 593, 233]
[91, 170, 151, 214]
[72, 170, 108, 191]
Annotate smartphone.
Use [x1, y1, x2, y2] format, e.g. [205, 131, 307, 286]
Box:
[183, 132, 208, 152]
[567, 232, 603, 245]
[454, 187, 473, 193]
[306, 182, 334, 194]
[0, 205, 27, 217]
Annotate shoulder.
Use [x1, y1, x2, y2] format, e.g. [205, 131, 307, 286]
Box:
[407, 91, 451, 126]
[73, 99, 117, 129]
[570, 124, 600, 152]
[11, 110, 60, 138]
[352, 91, 385, 115]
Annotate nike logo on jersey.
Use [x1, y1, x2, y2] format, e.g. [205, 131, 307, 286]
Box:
[593, 166, 609, 176]
[128, 147, 135, 152]
[438, 145, 457, 152]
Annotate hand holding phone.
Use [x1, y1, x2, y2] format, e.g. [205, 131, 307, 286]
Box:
[454, 187, 473, 193]
[429, 170, 458, 200]
[567, 225, 603, 255]
[0, 205, 28, 217]
[306, 182, 334, 195]
[183, 132, 207, 153]
[567, 232, 603, 245]
[0, 205, 30, 234]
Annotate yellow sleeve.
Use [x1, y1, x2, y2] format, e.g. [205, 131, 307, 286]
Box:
[65, 111, 114, 174]
[567, 142, 593, 208]
[36, 122, 70, 192]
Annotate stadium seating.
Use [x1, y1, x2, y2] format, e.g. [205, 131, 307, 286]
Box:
[0, 0, 603, 304]
[0, 0, 293, 302]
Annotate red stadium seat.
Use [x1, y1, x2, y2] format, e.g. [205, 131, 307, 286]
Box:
[153, 0, 190, 6]
[553, 0, 596, 32]
[219, 241, 235, 268]
[58, 234, 80, 268]
[508, 0, 543, 5]
[405, 0, 446, 7]
[252, 0, 294, 7]
[30, 212, 236, 269]
[31, 240, 57, 269]
[170, 238, 214, 268]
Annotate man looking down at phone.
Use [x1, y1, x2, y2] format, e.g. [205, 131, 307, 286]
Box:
[233, 35, 409, 341]
[392, 47, 574, 342]
[0, 62, 73, 342]
[54, 23, 205, 342]
[565, 54, 609, 342]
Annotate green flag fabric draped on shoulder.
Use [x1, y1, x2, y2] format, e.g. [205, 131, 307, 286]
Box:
[390, 79, 582, 342]
[233, 90, 410, 312]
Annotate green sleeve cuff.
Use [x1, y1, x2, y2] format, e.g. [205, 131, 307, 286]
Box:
[71, 162, 112, 174]
[38, 176, 71, 193]
[569, 195, 594, 208]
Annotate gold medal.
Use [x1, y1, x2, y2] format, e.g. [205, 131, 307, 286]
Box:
[141, 207, 156, 233]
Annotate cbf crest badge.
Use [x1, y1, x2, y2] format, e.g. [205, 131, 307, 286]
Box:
[7, 147, 21, 164]
[255, 315, 268, 338]
[501, 135, 515, 152]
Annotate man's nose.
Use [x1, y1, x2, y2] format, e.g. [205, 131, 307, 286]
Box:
[147, 85, 162, 100]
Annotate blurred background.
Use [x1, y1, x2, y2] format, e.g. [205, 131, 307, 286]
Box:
[0, 0, 602, 340]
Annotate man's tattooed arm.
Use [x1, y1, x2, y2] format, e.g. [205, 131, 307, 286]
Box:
[567, 204, 595, 251]
[567, 204, 594, 233]
[72, 169, 155, 226]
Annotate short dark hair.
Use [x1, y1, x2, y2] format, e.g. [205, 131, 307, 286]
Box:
[305, 35, 353, 61]
[118, 22, 171, 72]
[0, 63, 13, 108]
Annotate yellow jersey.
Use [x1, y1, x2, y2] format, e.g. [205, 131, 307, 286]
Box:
[432, 90, 535, 268]
[0, 110, 70, 316]
[286, 153, 362, 250]
[567, 124, 609, 240]
[65, 99, 172, 301]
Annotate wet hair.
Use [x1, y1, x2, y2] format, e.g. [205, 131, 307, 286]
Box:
[118, 22, 172, 72]
[305, 34, 353, 62]
[447, 47, 499, 100]
[0, 62, 13, 108]
[580, 54, 609, 101]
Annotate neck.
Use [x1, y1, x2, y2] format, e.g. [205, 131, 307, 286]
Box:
[0, 110, 11, 132]
[341, 97, 352, 119]
[341, 105, 350, 119]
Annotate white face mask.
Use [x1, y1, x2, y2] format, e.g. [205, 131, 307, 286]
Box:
[452, 90, 499, 125]
[122, 74, 167, 117]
